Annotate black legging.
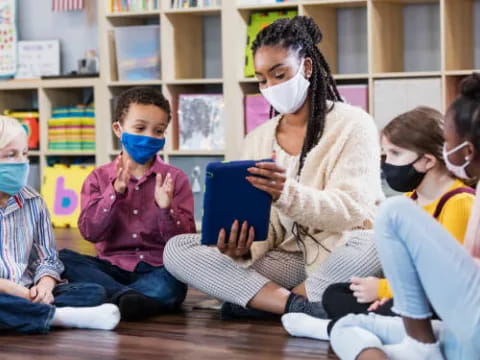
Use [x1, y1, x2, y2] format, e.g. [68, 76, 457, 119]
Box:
[323, 282, 395, 335]
[323, 282, 440, 335]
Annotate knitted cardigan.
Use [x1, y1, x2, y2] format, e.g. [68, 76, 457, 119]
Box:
[242, 101, 385, 273]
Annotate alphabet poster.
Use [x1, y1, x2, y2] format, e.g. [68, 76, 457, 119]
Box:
[0, 0, 17, 78]
[41, 165, 94, 228]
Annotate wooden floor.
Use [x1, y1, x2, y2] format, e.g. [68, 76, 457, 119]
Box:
[1, 229, 338, 360]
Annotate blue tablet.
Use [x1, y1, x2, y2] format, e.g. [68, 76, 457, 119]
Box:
[201, 159, 273, 245]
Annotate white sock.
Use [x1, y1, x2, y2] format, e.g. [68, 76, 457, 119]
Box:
[281, 313, 330, 341]
[383, 335, 444, 360]
[51, 304, 120, 331]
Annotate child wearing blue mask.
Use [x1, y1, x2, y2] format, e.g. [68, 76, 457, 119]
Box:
[59, 87, 196, 321]
[0, 116, 120, 333]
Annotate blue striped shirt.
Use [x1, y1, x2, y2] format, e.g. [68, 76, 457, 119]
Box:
[0, 186, 63, 287]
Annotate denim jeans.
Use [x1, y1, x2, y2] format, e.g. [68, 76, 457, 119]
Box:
[59, 249, 187, 307]
[0, 282, 106, 334]
[331, 196, 480, 360]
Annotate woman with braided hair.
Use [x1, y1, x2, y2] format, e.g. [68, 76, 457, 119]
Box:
[164, 16, 384, 319]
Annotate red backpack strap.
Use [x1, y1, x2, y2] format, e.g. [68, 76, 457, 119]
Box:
[433, 187, 476, 219]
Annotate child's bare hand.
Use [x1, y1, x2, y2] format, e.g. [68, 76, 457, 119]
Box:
[155, 173, 174, 209]
[30, 276, 56, 304]
[350, 276, 380, 304]
[114, 156, 131, 194]
[29, 285, 54, 304]
[368, 298, 389, 312]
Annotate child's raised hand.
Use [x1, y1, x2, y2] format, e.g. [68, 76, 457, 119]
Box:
[350, 276, 380, 304]
[155, 173, 174, 209]
[114, 156, 131, 194]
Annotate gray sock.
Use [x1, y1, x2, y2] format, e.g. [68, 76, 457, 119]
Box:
[284, 293, 328, 318]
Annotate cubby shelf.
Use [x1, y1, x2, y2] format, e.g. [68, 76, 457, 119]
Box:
[164, 6, 222, 15]
[1, 0, 479, 206]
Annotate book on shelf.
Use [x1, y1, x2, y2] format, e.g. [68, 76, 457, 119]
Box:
[114, 25, 161, 81]
[238, 0, 297, 5]
[110, 0, 159, 13]
[245, 9, 298, 77]
[244, 93, 270, 134]
[337, 84, 369, 113]
[48, 106, 96, 152]
[170, 0, 221, 9]
[178, 94, 225, 151]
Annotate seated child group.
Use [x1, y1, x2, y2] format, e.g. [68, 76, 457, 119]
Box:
[1, 16, 480, 360]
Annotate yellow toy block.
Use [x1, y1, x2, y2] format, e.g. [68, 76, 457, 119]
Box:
[41, 165, 95, 228]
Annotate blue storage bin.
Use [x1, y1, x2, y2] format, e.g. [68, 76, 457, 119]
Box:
[114, 25, 161, 81]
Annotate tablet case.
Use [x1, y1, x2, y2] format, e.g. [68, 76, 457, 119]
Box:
[201, 159, 273, 245]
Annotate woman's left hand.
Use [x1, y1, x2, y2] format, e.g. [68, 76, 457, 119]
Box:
[246, 162, 287, 201]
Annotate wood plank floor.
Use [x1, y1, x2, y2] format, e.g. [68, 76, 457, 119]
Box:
[1, 229, 338, 360]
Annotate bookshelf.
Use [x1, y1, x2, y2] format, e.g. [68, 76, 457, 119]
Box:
[0, 0, 479, 220]
[0, 78, 106, 187]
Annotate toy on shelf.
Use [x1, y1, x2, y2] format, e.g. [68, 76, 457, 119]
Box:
[4, 110, 40, 150]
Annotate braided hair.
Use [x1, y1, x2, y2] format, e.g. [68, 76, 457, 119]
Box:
[252, 16, 343, 176]
[252, 16, 343, 262]
[450, 73, 480, 154]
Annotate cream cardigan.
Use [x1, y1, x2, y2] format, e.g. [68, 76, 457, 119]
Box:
[242, 101, 385, 273]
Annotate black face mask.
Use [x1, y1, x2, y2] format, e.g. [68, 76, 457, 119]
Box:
[381, 158, 426, 192]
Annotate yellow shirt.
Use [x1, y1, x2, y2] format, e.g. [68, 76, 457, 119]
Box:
[377, 179, 475, 299]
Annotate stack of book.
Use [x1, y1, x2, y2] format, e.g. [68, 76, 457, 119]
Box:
[48, 106, 95, 152]
[109, 0, 159, 13]
[170, 0, 221, 8]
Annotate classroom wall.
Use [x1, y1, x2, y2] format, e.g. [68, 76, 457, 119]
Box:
[17, 0, 98, 75]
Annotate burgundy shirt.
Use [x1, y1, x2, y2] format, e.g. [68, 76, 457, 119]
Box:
[78, 156, 196, 271]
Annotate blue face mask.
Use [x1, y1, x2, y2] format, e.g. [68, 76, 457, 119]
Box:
[0, 162, 30, 196]
[121, 132, 166, 165]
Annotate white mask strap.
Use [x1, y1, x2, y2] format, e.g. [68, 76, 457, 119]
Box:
[446, 141, 469, 156]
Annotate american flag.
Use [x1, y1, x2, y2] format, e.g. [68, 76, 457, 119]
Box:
[52, 0, 85, 11]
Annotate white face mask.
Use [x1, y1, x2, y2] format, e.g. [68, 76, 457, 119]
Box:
[260, 59, 310, 115]
[443, 141, 472, 180]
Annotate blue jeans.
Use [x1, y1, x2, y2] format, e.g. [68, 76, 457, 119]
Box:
[0, 283, 106, 334]
[331, 197, 480, 360]
[59, 249, 187, 307]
